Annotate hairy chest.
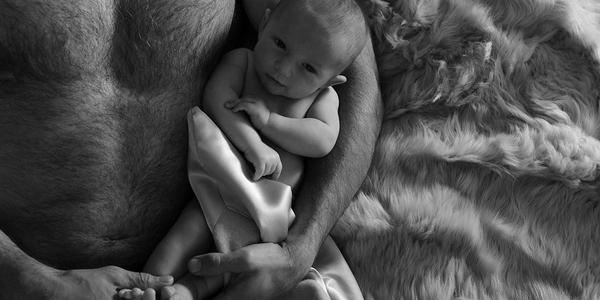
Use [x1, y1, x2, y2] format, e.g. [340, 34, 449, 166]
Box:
[0, 0, 238, 269]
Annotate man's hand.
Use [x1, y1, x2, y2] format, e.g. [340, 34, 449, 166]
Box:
[243, 141, 282, 181]
[225, 97, 270, 130]
[187, 242, 312, 300]
[53, 266, 173, 300]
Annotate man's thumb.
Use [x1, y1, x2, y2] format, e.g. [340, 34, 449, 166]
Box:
[188, 252, 243, 276]
[125, 271, 174, 289]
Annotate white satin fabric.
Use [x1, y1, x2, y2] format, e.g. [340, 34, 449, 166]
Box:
[186, 107, 363, 299]
[187, 107, 294, 247]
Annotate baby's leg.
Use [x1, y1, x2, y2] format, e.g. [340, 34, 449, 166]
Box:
[144, 199, 214, 277]
[121, 208, 222, 300]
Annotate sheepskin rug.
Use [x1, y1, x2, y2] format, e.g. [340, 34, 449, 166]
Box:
[332, 0, 600, 299]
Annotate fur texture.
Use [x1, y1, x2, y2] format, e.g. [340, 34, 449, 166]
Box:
[334, 0, 600, 298]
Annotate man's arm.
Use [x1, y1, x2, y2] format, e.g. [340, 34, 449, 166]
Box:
[0, 229, 58, 299]
[287, 34, 382, 267]
[0, 228, 174, 299]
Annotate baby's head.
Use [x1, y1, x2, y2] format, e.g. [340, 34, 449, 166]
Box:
[253, 0, 368, 99]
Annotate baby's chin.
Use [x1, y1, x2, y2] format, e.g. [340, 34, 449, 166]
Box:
[258, 73, 316, 99]
[268, 85, 317, 99]
[262, 80, 294, 98]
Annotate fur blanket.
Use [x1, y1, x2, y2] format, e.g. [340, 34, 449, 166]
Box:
[333, 0, 600, 299]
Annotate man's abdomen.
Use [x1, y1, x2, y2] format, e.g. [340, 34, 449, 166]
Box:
[0, 0, 236, 270]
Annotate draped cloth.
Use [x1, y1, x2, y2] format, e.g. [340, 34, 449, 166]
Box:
[186, 107, 363, 300]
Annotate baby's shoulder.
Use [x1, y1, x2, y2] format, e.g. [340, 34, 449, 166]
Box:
[318, 86, 338, 97]
[313, 86, 339, 104]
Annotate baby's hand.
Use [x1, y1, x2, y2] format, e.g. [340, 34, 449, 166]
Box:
[244, 142, 282, 181]
[225, 97, 270, 130]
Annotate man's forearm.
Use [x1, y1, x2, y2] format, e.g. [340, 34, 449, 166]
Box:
[0, 229, 58, 299]
[288, 38, 382, 256]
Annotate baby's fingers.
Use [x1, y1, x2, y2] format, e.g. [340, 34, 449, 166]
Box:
[261, 160, 281, 180]
[226, 100, 253, 112]
[271, 160, 282, 180]
[253, 163, 265, 181]
[224, 100, 239, 109]
[232, 102, 254, 114]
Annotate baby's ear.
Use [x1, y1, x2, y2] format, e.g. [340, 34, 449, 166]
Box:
[327, 75, 347, 87]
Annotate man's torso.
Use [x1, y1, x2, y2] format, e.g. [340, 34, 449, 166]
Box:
[0, 0, 238, 270]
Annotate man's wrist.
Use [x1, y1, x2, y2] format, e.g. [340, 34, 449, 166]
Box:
[285, 227, 322, 269]
[5, 261, 61, 300]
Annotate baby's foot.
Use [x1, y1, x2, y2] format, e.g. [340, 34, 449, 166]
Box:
[117, 287, 154, 299]
[161, 274, 224, 300]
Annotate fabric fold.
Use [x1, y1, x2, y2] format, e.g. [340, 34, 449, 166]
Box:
[187, 107, 293, 246]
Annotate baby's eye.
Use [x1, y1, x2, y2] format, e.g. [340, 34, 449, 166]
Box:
[273, 38, 286, 50]
[303, 63, 316, 74]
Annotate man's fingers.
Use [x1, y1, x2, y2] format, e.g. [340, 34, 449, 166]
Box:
[160, 286, 176, 300]
[142, 288, 156, 300]
[122, 271, 174, 290]
[188, 251, 251, 276]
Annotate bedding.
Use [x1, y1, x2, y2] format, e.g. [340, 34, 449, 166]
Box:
[333, 0, 600, 298]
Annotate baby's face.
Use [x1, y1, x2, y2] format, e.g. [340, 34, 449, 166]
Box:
[253, 6, 349, 99]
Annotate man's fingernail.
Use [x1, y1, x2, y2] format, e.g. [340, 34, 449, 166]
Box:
[159, 275, 173, 284]
[188, 259, 201, 273]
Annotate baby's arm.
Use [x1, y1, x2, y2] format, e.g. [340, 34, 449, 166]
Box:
[229, 87, 340, 158]
[203, 48, 282, 180]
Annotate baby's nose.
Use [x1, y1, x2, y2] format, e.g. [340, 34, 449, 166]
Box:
[274, 58, 293, 78]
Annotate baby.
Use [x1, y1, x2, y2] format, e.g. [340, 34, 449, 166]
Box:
[120, 0, 368, 298]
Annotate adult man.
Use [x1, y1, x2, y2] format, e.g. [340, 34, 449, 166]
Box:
[0, 0, 381, 299]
